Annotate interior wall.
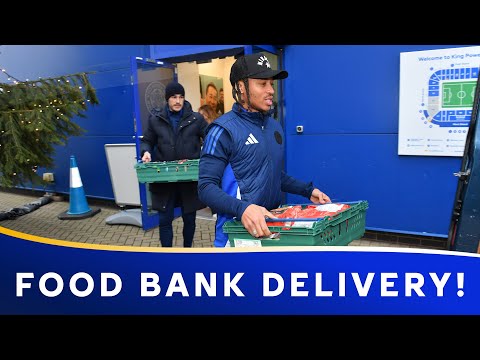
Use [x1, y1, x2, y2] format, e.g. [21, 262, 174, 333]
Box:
[222, 57, 236, 113]
[177, 62, 201, 111]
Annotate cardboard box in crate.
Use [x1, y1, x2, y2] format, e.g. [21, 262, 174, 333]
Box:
[134, 159, 199, 183]
[223, 200, 368, 247]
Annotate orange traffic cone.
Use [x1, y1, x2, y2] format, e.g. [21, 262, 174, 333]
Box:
[58, 155, 101, 220]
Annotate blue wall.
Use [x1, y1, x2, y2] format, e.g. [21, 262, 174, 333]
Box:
[283, 45, 473, 236]
[0, 45, 150, 199]
[150, 45, 244, 61]
[1, 44, 474, 237]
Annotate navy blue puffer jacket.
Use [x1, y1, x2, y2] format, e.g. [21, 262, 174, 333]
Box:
[141, 100, 208, 213]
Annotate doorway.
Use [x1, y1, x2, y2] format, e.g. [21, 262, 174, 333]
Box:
[163, 49, 283, 121]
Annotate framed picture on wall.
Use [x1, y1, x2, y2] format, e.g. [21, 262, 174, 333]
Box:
[199, 74, 223, 115]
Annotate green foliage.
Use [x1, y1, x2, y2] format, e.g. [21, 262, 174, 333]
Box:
[0, 72, 99, 187]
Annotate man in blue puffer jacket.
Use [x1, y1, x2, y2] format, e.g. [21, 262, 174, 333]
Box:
[198, 53, 331, 247]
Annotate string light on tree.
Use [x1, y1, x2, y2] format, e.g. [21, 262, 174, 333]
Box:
[0, 66, 99, 187]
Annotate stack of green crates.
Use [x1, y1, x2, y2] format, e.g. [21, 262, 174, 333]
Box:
[134, 159, 199, 183]
[223, 200, 368, 247]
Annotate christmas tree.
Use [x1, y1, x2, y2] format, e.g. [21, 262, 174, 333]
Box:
[0, 68, 99, 187]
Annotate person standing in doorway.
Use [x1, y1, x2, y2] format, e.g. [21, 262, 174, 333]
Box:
[141, 81, 208, 247]
[198, 54, 331, 247]
[198, 104, 217, 124]
[216, 87, 225, 115]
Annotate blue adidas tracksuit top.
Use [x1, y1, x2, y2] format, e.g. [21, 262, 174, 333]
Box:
[198, 102, 315, 247]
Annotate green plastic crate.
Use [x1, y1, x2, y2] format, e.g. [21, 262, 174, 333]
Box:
[134, 159, 199, 183]
[223, 200, 368, 247]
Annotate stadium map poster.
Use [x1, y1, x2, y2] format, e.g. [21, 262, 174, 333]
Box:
[398, 46, 480, 156]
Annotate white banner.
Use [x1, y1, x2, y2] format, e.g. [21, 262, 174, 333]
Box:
[398, 46, 480, 156]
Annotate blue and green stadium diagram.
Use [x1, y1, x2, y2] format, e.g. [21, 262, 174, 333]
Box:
[421, 66, 478, 129]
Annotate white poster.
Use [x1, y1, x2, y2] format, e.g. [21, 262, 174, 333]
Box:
[398, 46, 480, 156]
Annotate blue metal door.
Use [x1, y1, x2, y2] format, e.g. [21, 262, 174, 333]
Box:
[130, 57, 175, 231]
[448, 70, 480, 253]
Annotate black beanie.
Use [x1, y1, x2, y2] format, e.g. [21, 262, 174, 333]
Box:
[165, 81, 185, 101]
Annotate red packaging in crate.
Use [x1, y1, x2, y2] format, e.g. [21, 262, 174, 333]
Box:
[268, 203, 350, 227]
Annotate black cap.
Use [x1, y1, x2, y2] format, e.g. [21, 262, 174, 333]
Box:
[165, 81, 185, 101]
[230, 54, 288, 86]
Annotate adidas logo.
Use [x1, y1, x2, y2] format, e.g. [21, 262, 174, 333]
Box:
[245, 133, 259, 145]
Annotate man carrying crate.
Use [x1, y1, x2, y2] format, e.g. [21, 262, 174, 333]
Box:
[141, 81, 208, 247]
[198, 54, 331, 247]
